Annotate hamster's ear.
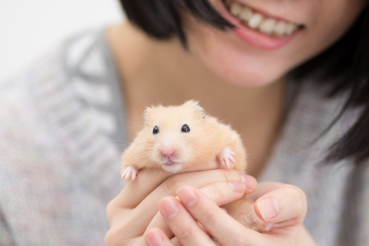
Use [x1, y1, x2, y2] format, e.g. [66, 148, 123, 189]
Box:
[184, 100, 206, 119]
[143, 107, 152, 125]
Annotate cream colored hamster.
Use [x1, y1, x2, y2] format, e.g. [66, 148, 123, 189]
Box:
[121, 100, 269, 233]
[121, 100, 247, 180]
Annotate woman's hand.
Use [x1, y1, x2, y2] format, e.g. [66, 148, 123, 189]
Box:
[105, 168, 257, 246]
[145, 182, 317, 246]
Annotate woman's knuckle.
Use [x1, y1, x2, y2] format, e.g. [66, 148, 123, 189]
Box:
[284, 185, 306, 215]
[105, 220, 134, 246]
[176, 224, 193, 241]
[208, 182, 224, 197]
[219, 169, 239, 182]
[106, 200, 117, 223]
[198, 206, 217, 225]
[106, 199, 115, 213]
[164, 174, 183, 195]
[232, 236, 249, 246]
[219, 169, 230, 181]
[104, 228, 121, 246]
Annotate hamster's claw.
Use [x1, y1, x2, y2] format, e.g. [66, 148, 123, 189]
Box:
[218, 147, 236, 170]
[120, 166, 139, 181]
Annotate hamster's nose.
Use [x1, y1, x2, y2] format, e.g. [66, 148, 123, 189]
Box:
[162, 147, 175, 158]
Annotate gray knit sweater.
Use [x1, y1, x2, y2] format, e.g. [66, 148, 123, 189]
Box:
[0, 30, 368, 246]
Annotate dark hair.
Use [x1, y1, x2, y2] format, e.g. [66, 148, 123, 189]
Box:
[119, 0, 369, 165]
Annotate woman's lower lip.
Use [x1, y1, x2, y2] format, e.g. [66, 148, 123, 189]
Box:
[218, 1, 300, 50]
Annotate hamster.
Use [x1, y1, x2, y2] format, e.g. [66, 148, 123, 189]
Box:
[121, 100, 270, 233]
[120, 100, 247, 180]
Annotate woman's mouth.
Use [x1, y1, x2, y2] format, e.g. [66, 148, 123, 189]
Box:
[220, 0, 304, 49]
[225, 0, 302, 37]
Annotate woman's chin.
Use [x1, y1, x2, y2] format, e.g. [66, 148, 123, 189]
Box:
[208, 60, 286, 88]
[188, 36, 288, 88]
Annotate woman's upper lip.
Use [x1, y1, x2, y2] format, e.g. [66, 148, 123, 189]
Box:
[230, 0, 304, 26]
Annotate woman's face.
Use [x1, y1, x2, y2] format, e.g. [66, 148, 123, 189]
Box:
[185, 0, 366, 87]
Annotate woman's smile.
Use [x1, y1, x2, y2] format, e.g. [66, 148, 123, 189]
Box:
[219, 0, 304, 49]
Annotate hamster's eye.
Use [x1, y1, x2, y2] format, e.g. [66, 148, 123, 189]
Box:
[181, 124, 190, 133]
[153, 126, 159, 134]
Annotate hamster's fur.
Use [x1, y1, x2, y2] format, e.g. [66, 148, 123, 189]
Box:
[121, 100, 247, 180]
[121, 100, 270, 233]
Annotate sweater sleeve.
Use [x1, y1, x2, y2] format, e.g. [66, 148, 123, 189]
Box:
[0, 30, 126, 246]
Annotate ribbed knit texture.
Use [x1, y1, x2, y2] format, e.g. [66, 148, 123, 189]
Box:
[0, 30, 126, 246]
[0, 29, 368, 246]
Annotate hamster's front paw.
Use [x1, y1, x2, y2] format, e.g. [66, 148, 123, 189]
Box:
[120, 166, 139, 181]
[218, 146, 236, 169]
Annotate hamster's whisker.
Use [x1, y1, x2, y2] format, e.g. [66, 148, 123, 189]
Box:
[137, 156, 152, 169]
[117, 119, 142, 133]
[192, 154, 208, 163]
[112, 140, 132, 143]
[164, 94, 175, 104]
[135, 149, 154, 160]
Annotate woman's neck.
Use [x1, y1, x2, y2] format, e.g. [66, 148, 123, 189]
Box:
[106, 22, 286, 177]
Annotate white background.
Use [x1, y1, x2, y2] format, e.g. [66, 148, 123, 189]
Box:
[0, 0, 124, 80]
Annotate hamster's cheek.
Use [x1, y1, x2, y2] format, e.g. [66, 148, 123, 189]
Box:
[183, 0, 366, 87]
[152, 144, 163, 164]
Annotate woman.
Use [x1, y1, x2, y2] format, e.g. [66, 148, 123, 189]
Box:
[0, 0, 368, 245]
[105, 0, 369, 245]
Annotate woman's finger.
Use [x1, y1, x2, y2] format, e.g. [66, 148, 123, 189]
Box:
[116, 168, 172, 209]
[170, 237, 182, 246]
[114, 170, 250, 229]
[108, 169, 249, 239]
[144, 230, 184, 246]
[254, 184, 307, 224]
[114, 169, 248, 210]
[134, 171, 256, 217]
[247, 182, 284, 201]
[157, 197, 216, 246]
[145, 228, 175, 246]
[177, 186, 265, 246]
[198, 177, 256, 205]
[135, 177, 257, 245]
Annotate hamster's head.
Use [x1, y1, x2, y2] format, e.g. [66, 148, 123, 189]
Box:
[143, 100, 206, 173]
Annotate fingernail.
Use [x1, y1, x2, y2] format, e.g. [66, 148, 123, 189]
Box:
[257, 196, 280, 221]
[159, 198, 179, 219]
[241, 175, 257, 192]
[241, 175, 246, 184]
[264, 223, 274, 231]
[179, 187, 197, 207]
[146, 231, 164, 246]
[227, 181, 245, 192]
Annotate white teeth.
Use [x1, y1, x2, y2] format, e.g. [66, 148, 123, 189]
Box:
[273, 21, 287, 37]
[248, 13, 263, 29]
[259, 19, 276, 35]
[230, 2, 241, 16]
[286, 23, 298, 35]
[226, 0, 300, 37]
[239, 7, 253, 22]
